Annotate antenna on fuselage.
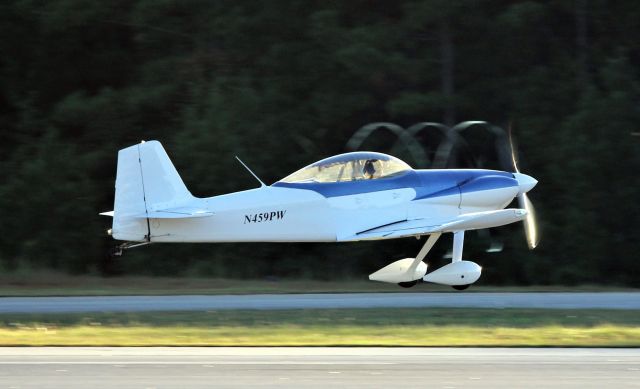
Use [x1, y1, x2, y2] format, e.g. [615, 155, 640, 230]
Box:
[235, 156, 267, 187]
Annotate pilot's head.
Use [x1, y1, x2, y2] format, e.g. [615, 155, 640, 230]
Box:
[363, 159, 377, 179]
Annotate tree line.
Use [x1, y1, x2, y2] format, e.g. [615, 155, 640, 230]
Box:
[0, 0, 638, 285]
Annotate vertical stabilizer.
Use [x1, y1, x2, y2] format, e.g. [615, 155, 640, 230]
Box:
[112, 141, 193, 241]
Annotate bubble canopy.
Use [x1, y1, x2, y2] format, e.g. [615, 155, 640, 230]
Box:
[279, 152, 412, 184]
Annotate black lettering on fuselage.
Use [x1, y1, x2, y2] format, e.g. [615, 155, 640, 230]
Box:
[244, 210, 287, 224]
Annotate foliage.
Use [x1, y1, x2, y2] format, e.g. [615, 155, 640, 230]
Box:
[0, 0, 639, 284]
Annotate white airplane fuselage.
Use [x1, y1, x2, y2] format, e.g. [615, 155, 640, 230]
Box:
[114, 168, 530, 243]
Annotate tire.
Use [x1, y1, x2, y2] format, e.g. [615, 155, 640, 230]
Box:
[398, 280, 419, 288]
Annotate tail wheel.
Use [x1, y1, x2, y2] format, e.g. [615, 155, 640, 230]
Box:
[398, 280, 419, 288]
[108, 246, 124, 258]
[452, 284, 470, 291]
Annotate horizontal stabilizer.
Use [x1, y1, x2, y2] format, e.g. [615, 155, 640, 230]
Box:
[99, 208, 212, 218]
[138, 206, 214, 219]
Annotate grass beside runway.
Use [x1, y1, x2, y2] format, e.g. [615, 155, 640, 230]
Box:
[0, 308, 639, 347]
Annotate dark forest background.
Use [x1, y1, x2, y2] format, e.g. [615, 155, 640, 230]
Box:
[1, 0, 639, 285]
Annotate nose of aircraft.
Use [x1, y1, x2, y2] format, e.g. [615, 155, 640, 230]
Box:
[513, 173, 538, 194]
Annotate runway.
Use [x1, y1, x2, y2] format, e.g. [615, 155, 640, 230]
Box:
[0, 292, 639, 313]
[0, 347, 638, 388]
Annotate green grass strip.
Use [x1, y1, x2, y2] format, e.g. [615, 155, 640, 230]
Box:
[1, 309, 639, 347]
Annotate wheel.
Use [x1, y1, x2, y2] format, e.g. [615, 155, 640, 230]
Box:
[398, 280, 419, 288]
[108, 246, 124, 258]
[452, 284, 470, 291]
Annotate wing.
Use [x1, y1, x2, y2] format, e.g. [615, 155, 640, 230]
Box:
[344, 208, 527, 241]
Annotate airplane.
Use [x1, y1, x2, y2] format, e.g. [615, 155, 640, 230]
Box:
[101, 140, 538, 290]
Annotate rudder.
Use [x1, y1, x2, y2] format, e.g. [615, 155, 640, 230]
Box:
[112, 141, 193, 241]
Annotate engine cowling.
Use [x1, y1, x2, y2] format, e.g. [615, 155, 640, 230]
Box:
[422, 261, 481, 286]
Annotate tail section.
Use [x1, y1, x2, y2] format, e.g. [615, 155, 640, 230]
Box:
[111, 141, 194, 241]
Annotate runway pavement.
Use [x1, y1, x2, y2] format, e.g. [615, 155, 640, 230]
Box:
[0, 292, 639, 313]
[0, 347, 638, 388]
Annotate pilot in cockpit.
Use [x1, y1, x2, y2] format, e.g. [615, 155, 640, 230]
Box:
[363, 159, 378, 179]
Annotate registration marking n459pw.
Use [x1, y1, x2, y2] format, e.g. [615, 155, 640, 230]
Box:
[244, 210, 286, 224]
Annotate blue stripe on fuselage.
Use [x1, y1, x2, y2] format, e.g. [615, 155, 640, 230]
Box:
[272, 169, 516, 199]
[272, 171, 420, 197]
[414, 170, 517, 200]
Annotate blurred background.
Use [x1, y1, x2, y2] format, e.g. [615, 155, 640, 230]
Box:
[1, 0, 639, 286]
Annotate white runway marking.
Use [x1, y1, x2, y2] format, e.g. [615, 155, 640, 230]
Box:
[0, 347, 639, 389]
[0, 361, 396, 365]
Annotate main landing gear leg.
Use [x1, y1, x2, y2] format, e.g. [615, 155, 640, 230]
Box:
[397, 233, 442, 288]
[451, 231, 470, 290]
[423, 229, 481, 291]
[452, 230, 464, 263]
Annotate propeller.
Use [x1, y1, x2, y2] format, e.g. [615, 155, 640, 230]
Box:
[508, 126, 540, 249]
